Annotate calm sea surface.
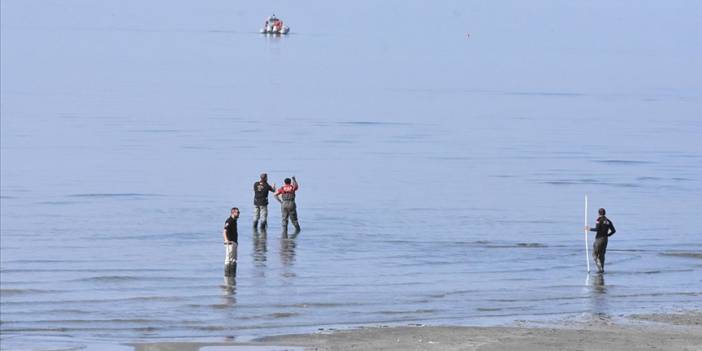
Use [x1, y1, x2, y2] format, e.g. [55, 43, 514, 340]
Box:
[2, 1, 701, 350]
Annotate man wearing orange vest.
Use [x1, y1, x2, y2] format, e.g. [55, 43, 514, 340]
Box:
[275, 176, 300, 233]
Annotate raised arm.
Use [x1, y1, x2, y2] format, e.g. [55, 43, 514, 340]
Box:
[292, 176, 299, 190]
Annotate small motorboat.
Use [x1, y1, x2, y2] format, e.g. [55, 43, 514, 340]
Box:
[260, 14, 290, 35]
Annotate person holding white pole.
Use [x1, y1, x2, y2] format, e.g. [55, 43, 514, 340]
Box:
[585, 208, 616, 273]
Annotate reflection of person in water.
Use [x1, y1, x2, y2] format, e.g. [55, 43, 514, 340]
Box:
[589, 273, 609, 318]
[592, 274, 606, 293]
[280, 233, 298, 267]
[253, 228, 268, 266]
[221, 276, 237, 306]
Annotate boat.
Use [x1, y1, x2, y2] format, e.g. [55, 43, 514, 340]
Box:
[260, 15, 290, 35]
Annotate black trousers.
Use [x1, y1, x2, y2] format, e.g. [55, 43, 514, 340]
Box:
[593, 236, 608, 271]
[281, 200, 299, 228]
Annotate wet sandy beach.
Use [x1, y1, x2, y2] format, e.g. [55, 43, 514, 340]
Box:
[128, 311, 702, 350]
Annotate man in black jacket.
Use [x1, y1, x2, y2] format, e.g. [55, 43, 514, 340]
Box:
[253, 173, 276, 230]
[223, 207, 240, 276]
[586, 208, 616, 273]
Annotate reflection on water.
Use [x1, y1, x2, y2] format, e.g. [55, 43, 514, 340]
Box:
[221, 276, 237, 307]
[280, 231, 298, 272]
[253, 229, 268, 266]
[589, 273, 609, 318]
[592, 273, 606, 294]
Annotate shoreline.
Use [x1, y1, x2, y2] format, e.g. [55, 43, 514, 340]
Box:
[130, 311, 702, 351]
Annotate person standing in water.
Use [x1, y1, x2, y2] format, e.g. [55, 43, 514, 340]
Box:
[586, 208, 616, 273]
[223, 207, 240, 276]
[253, 173, 276, 230]
[275, 176, 300, 233]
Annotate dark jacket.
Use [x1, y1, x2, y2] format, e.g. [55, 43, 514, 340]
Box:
[590, 215, 616, 239]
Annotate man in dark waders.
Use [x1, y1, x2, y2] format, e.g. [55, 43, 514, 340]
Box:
[586, 208, 616, 273]
[253, 173, 276, 230]
[275, 176, 300, 233]
[223, 207, 240, 276]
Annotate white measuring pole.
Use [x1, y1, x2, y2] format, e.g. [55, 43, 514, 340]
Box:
[584, 195, 590, 273]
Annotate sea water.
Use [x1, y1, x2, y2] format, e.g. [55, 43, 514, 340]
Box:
[2, 0, 701, 349]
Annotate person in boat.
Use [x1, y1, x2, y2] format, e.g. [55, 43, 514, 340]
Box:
[585, 208, 616, 273]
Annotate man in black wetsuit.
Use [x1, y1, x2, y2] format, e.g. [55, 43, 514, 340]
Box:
[223, 207, 240, 276]
[586, 208, 616, 273]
